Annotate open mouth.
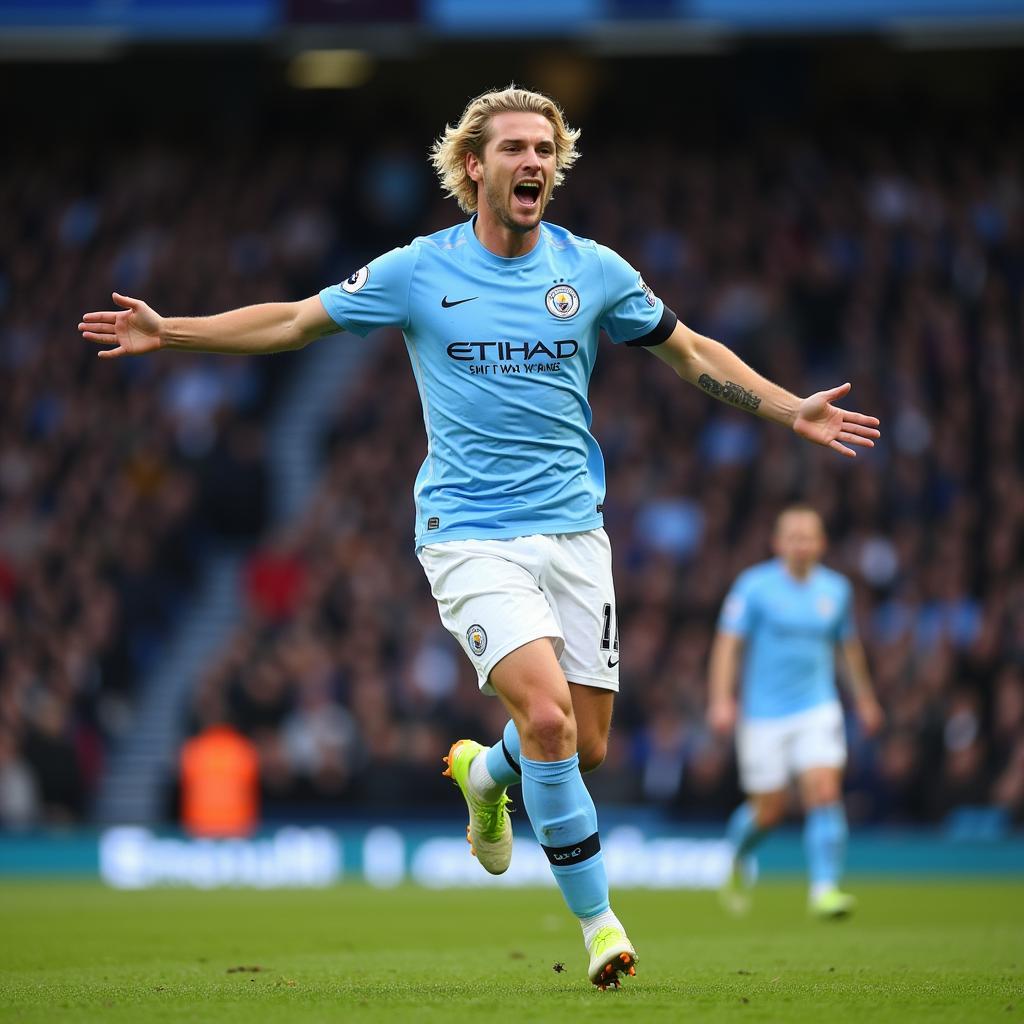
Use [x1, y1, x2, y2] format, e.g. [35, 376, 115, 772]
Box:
[513, 180, 542, 209]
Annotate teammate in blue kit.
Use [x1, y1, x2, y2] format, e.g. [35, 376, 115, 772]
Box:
[79, 86, 880, 987]
[708, 506, 884, 919]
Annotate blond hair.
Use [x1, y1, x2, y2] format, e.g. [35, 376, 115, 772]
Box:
[429, 85, 581, 214]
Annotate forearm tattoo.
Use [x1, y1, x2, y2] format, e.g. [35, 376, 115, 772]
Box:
[698, 373, 762, 412]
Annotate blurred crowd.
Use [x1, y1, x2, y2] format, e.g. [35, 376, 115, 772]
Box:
[2, 114, 1023, 830]
[0, 143, 329, 825]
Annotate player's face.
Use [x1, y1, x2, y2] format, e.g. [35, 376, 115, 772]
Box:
[473, 111, 556, 233]
[774, 511, 826, 573]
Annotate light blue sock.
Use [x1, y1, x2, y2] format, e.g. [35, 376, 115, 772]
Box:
[726, 801, 769, 861]
[520, 753, 609, 919]
[804, 802, 848, 888]
[484, 720, 522, 789]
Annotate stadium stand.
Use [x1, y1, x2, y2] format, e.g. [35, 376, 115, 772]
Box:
[1, 103, 1022, 831]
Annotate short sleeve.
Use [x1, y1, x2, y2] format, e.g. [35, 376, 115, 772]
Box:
[719, 573, 756, 637]
[596, 244, 676, 347]
[837, 580, 857, 642]
[319, 244, 419, 337]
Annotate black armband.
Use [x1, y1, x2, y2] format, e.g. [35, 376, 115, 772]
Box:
[624, 306, 677, 348]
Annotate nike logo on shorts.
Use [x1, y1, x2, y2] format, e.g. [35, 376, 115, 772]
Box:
[441, 295, 478, 308]
[607, 656, 619, 668]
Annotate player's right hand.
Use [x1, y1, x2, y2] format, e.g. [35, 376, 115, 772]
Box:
[79, 293, 163, 358]
[707, 697, 737, 737]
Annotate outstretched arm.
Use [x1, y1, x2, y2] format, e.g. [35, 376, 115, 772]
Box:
[651, 321, 880, 457]
[79, 293, 341, 358]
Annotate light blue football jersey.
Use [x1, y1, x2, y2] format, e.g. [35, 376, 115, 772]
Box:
[319, 218, 675, 548]
[718, 559, 856, 719]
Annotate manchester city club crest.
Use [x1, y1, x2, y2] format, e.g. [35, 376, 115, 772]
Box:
[545, 283, 580, 319]
[467, 624, 488, 657]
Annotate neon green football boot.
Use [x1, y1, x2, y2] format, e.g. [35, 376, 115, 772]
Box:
[718, 857, 754, 916]
[442, 739, 513, 875]
[809, 887, 856, 920]
[587, 926, 638, 990]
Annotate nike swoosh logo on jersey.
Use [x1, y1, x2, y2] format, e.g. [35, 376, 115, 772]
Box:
[607, 657, 619, 668]
[441, 295, 478, 308]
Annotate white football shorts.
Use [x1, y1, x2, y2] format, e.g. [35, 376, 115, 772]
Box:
[737, 701, 847, 793]
[417, 528, 619, 695]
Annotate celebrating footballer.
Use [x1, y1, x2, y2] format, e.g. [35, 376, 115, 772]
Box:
[79, 85, 880, 988]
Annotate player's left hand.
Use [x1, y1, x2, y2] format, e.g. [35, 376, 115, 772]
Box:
[793, 383, 880, 458]
[856, 695, 885, 737]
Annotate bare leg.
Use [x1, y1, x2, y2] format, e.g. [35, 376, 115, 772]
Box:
[569, 683, 614, 773]
[749, 788, 788, 830]
[489, 638, 576, 761]
[798, 765, 843, 810]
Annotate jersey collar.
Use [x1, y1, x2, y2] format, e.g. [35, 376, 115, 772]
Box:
[464, 215, 547, 269]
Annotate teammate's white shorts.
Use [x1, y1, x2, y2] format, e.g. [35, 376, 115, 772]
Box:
[737, 701, 847, 793]
[417, 528, 619, 695]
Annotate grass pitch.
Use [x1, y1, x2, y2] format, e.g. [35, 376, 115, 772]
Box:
[1, 880, 1021, 1023]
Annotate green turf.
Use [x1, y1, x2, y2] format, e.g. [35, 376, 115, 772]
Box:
[1, 880, 1021, 1022]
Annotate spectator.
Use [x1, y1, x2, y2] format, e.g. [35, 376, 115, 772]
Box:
[180, 714, 260, 838]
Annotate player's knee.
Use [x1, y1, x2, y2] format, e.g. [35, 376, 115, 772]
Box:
[807, 780, 841, 807]
[577, 737, 607, 773]
[754, 799, 785, 830]
[522, 703, 576, 760]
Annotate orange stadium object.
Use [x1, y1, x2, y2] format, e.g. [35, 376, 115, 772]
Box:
[179, 725, 260, 838]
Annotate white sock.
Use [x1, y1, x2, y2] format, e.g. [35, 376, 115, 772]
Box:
[810, 881, 835, 901]
[580, 907, 624, 948]
[468, 749, 504, 802]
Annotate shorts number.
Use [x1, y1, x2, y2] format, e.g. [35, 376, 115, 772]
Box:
[600, 603, 619, 652]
